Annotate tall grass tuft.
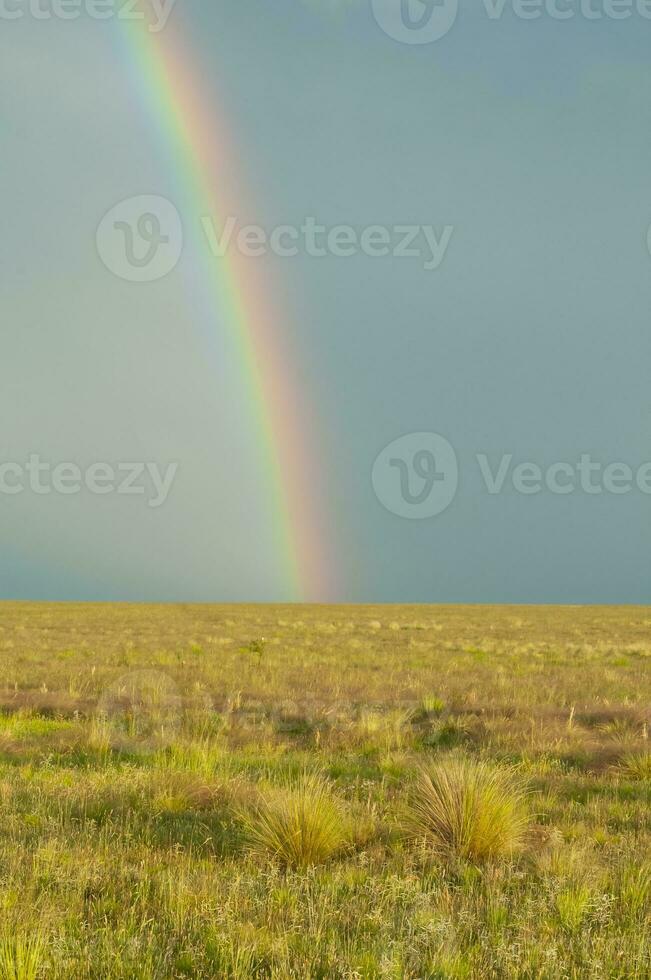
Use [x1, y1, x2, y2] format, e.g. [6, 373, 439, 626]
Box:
[0, 933, 43, 980]
[403, 756, 530, 861]
[617, 864, 651, 917]
[617, 751, 651, 780]
[240, 770, 349, 868]
[555, 885, 592, 932]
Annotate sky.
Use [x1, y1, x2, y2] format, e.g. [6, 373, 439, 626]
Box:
[1, 0, 650, 603]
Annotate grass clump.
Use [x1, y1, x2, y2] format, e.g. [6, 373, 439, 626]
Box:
[617, 864, 651, 917]
[240, 770, 349, 868]
[404, 756, 530, 861]
[0, 933, 43, 980]
[555, 884, 592, 932]
[617, 751, 651, 780]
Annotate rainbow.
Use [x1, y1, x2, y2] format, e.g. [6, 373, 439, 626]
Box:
[119, 10, 331, 601]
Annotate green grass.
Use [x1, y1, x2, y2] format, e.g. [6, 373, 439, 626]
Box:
[0, 932, 43, 980]
[0, 602, 648, 977]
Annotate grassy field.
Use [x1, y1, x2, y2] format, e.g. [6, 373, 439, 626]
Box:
[0, 603, 648, 978]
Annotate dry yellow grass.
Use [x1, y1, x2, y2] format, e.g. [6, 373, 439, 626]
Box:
[404, 757, 530, 860]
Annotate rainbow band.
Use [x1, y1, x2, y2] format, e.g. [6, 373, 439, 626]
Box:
[120, 13, 329, 600]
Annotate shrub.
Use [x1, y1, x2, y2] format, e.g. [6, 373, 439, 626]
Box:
[403, 756, 530, 861]
[240, 770, 349, 868]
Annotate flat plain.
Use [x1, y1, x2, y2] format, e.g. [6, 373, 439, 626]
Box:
[0, 602, 649, 978]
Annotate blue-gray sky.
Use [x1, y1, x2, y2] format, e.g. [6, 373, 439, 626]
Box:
[1, 0, 650, 602]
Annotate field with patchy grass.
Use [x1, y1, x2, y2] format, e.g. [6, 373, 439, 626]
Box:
[0, 603, 649, 978]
